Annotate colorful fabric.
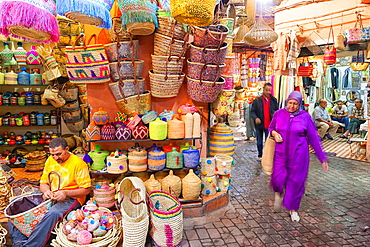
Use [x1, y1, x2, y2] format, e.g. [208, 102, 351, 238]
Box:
[40, 153, 91, 205]
[352, 106, 364, 119]
[118, 0, 158, 28]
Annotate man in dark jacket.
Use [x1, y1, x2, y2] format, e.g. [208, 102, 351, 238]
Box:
[250, 83, 279, 160]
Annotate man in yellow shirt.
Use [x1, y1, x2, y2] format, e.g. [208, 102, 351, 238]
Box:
[9, 138, 91, 247]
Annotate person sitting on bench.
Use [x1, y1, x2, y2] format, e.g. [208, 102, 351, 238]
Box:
[313, 99, 340, 140]
[330, 100, 349, 132]
[340, 99, 365, 143]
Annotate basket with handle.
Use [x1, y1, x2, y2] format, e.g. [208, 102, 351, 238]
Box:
[151, 54, 185, 75]
[148, 190, 183, 247]
[4, 171, 59, 237]
[187, 59, 225, 81]
[187, 75, 225, 103]
[154, 33, 186, 56]
[116, 177, 149, 247]
[193, 25, 229, 48]
[149, 70, 185, 98]
[157, 16, 187, 40]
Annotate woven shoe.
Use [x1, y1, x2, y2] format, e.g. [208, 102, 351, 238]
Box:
[274, 192, 283, 212]
[290, 211, 300, 222]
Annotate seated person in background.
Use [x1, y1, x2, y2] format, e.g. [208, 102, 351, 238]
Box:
[8, 137, 91, 247]
[340, 99, 365, 143]
[314, 99, 340, 140]
[330, 100, 349, 132]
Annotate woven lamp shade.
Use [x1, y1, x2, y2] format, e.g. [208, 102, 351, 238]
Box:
[243, 16, 278, 46]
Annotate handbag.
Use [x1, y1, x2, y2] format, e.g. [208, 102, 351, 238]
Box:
[334, 33, 347, 51]
[42, 85, 59, 100]
[116, 91, 152, 117]
[261, 135, 275, 176]
[344, 13, 370, 44]
[350, 50, 370, 71]
[324, 26, 336, 65]
[65, 34, 111, 84]
[297, 58, 313, 77]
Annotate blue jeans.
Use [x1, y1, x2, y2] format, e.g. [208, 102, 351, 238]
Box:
[256, 128, 269, 158]
[331, 116, 349, 131]
[8, 198, 79, 247]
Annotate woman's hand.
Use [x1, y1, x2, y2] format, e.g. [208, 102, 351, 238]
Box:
[272, 131, 283, 143]
[321, 161, 329, 172]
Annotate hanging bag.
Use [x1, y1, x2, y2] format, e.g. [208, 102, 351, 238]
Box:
[65, 34, 111, 84]
[324, 26, 336, 65]
[350, 50, 370, 71]
[344, 13, 370, 44]
[334, 14, 347, 51]
[297, 57, 314, 77]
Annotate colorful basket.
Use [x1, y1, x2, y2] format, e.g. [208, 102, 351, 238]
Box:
[149, 70, 185, 98]
[154, 33, 186, 57]
[65, 34, 111, 84]
[5, 193, 54, 237]
[193, 25, 229, 48]
[109, 60, 144, 80]
[187, 76, 225, 103]
[209, 122, 235, 156]
[104, 40, 139, 62]
[148, 190, 183, 247]
[189, 42, 228, 65]
[93, 183, 116, 208]
[157, 16, 187, 40]
[109, 77, 146, 100]
[187, 59, 225, 81]
[151, 54, 185, 75]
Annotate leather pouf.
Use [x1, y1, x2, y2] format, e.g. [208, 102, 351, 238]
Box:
[101, 123, 115, 140]
[115, 124, 132, 140]
[132, 121, 148, 140]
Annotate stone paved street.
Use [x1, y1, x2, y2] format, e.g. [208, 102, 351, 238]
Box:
[182, 139, 370, 247]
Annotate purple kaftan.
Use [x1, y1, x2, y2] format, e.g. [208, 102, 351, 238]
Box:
[268, 109, 327, 211]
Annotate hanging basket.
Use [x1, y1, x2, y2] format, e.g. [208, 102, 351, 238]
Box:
[187, 60, 225, 81]
[189, 42, 228, 64]
[151, 55, 185, 75]
[243, 16, 278, 46]
[109, 78, 146, 100]
[149, 70, 185, 98]
[157, 16, 187, 40]
[187, 76, 225, 103]
[154, 33, 186, 56]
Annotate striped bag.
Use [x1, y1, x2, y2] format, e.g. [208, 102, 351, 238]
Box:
[324, 26, 336, 65]
[65, 34, 111, 84]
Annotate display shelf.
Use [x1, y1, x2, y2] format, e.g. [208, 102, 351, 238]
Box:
[0, 143, 48, 147]
[0, 104, 53, 107]
[90, 166, 200, 176]
[86, 137, 201, 143]
[0, 84, 48, 86]
[0, 125, 58, 128]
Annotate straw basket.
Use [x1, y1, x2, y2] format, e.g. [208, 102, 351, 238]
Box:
[65, 12, 103, 26]
[189, 42, 228, 64]
[214, 154, 233, 175]
[60, 100, 80, 111]
[209, 123, 235, 156]
[201, 175, 217, 196]
[62, 109, 82, 123]
[148, 190, 183, 247]
[5, 193, 54, 237]
[161, 170, 181, 198]
[182, 169, 201, 200]
[193, 25, 229, 48]
[117, 177, 148, 247]
[157, 16, 187, 40]
[0, 224, 7, 247]
[151, 54, 185, 75]
[104, 40, 139, 63]
[154, 33, 186, 56]
[200, 157, 216, 176]
[126, 22, 155, 36]
[59, 87, 79, 102]
[109, 60, 144, 80]
[0, 176, 11, 211]
[187, 59, 225, 81]
[51, 207, 121, 247]
[65, 118, 85, 132]
[217, 175, 231, 192]
[109, 78, 145, 100]
[93, 184, 116, 208]
[187, 76, 225, 103]
[144, 174, 161, 194]
[116, 91, 151, 117]
[149, 70, 184, 98]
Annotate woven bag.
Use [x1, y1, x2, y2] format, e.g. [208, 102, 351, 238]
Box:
[193, 25, 229, 48]
[324, 26, 337, 65]
[154, 33, 186, 57]
[151, 55, 185, 75]
[189, 42, 228, 64]
[149, 70, 185, 98]
[344, 13, 370, 44]
[109, 60, 144, 80]
[104, 40, 139, 62]
[118, 0, 158, 36]
[187, 60, 225, 81]
[47, 94, 66, 108]
[116, 91, 152, 117]
[60, 100, 80, 111]
[57, 0, 113, 29]
[350, 50, 370, 71]
[0, 0, 59, 43]
[65, 34, 111, 84]
[62, 109, 82, 123]
[157, 16, 187, 40]
[297, 58, 314, 77]
[161, 170, 181, 198]
[57, 15, 82, 46]
[261, 136, 275, 176]
[65, 118, 85, 132]
[59, 85, 79, 102]
[187, 76, 225, 103]
[170, 0, 217, 27]
[148, 190, 183, 247]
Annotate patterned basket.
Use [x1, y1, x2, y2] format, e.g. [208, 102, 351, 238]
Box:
[148, 190, 183, 247]
[187, 76, 225, 103]
[62, 109, 82, 123]
[116, 91, 151, 117]
[93, 183, 116, 208]
[25, 157, 47, 172]
[154, 33, 186, 56]
[187, 59, 225, 81]
[59, 86, 79, 102]
[189, 42, 228, 64]
[65, 118, 85, 132]
[109, 60, 144, 80]
[149, 70, 185, 98]
[60, 100, 80, 111]
[109, 77, 145, 100]
[104, 40, 139, 62]
[193, 25, 229, 48]
[5, 193, 54, 237]
[157, 16, 187, 40]
[151, 54, 185, 75]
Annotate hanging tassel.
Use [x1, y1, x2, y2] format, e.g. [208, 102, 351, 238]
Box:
[118, 0, 158, 28]
[0, 1, 59, 43]
[56, 0, 112, 29]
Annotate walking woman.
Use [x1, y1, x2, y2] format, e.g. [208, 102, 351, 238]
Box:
[268, 91, 329, 222]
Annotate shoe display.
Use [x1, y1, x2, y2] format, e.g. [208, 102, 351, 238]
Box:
[274, 192, 283, 212]
[326, 134, 333, 140]
[290, 211, 300, 222]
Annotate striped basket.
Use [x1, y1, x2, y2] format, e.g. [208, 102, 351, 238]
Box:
[149, 70, 185, 98]
[109, 78, 146, 100]
[109, 60, 144, 80]
[209, 123, 234, 156]
[154, 33, 186, 56]
[93, 183, 116, 208]
[148, 191, 183, 247]
[151, 54, 185, 75]
[157, 16, 187, 40]
[187, 76, 225, 103]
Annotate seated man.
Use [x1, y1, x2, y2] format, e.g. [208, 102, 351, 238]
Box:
[340, 99, 365, 143]
[314, 99, 340, 140]
[9, 137, 91, 247]
[330, 100, 349, 132]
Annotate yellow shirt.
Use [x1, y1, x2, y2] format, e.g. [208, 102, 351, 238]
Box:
[40, 153, 91, 205]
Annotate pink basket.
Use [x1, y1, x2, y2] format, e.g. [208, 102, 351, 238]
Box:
[189, 42, 228, 65]
[187, 59, 225, 81]
[187, 76, 225, 103]
[222, 75, 234, 90]
[193, 25, 229, 48]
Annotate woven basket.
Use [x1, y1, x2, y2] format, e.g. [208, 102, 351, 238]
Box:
[5, 193, 54, 237]
[148, 190, 183, 247]
[182, 169, 201, 200]
[144, 174, 161, 194]
[189, 42, 228, 64]
[151, 54, 185, 75]
[126, 22, 155, 36]
[116, 91, 151, 117]
[187, 59, 225, 81]
[25, 157, 47, 172]
[157, 16, 187, 40]
[161, 170, 181, 198]
[59, 87, 79, 102]
[187, 76, 225, 103]
[201, 175, 217, 196]
[8, 26, 52, 42]
[65, 118, 85, 132]
[0, 176, 11, 211]
[104, 40, 139, 63]
[60, 100, 80, 111]
[93, 183, 116, 208]
[109, 60, 144, 80]
[0, 224, 7, 247]
[193, 25, 229, 48]
[149, 70, 184, 98]
[65, 12, 103, 26]
[109, 78, 146, 100]
[128, 148, 148, 172]
[214, 154, 233, 175]
[154, 33, 186, 56]
[62, 109, 82, 123]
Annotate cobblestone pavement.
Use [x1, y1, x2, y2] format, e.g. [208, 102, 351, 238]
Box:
[182, 140, 370, 247]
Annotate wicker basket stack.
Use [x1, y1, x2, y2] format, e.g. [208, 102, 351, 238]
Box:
[150, 14, 187, 98]
[24, 151, 47, 172]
